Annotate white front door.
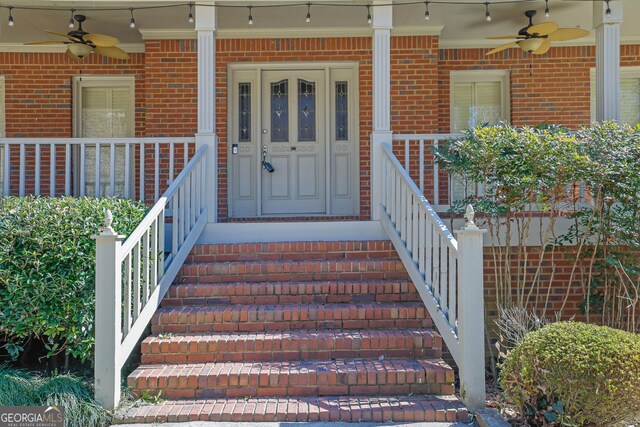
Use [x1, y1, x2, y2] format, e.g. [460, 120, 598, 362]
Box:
[260, 70, 326, 215]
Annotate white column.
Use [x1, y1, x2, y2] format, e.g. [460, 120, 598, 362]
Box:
[195, 2, 218, 222]
[94, 210, 124, 410]
[454, 205, 487, 412]
[370, 1, 392, 220]
[594, 1, 623, 122]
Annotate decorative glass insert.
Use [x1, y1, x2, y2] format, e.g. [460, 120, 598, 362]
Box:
[271, 80, 289, 142]
[298, 79, 316, 142]
[335, 81, 348, 141]
[238, 83, 251, 142]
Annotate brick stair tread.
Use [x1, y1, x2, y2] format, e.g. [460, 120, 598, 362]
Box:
[113, 395, 469, 424]
[176, 259, 408, 283]
[128, 358, 455, 399]
[163, 280, 420, 306]
[141, 329, 442, 363]
[151, 302, 432, 333]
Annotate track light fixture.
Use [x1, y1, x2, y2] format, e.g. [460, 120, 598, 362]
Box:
[248, 6, 253, 25]
[485, 2, 491, 22]
[129, 8, 136, 29]
[424, 1, 430, 21]
[188, 3, 194, 24]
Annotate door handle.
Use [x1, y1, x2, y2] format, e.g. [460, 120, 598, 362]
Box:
[261, 145, 275, 173]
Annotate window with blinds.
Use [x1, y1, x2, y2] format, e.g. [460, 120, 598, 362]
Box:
[590, 67, 640, 126]
[449, 71, 509, 204]
[73, 76, 135, 197]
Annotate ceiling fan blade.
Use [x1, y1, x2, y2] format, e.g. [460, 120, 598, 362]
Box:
[486, 35, 526, 40]
[25, 40, 69, 45]
[533, 40, 552, 55]
[66, 48, 82, 62]
[486, 42, 518, 56]
[44, 30, 82, 42]
[84, 33, 120, 47]
[547, 28, 590, 42]
[527, 21, 559, 36]
[94, 46, 130, 60]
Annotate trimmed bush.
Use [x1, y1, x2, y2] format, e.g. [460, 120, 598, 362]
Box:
[0, 196, 147, 364]
[0, 366, 110, 426]
[500, 321, 640, 426]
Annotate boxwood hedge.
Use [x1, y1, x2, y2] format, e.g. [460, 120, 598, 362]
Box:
[0, 196, 147, 365]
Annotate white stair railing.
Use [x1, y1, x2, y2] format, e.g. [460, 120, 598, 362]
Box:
[380, 142, 486, 411]
[94, 145, 208, 410]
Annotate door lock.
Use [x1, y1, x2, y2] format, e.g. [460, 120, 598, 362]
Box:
[261, 145, 275, 173]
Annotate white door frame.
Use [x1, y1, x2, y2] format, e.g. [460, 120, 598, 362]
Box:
[227, 62, 359, 218]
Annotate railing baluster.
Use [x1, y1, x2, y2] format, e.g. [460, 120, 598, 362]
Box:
[425, 213, 433, 285]
[441, 245, 449, 316]
[172, 192, 179, 259]
[109, 143, 116, 197]
[419, 139, 425, 194]
[412, 194, 419, 263]
[35, 144, 41, 196]
[65, 144, 71, 196]
[49, 144, 55, 197]
[19, 144, 26, 197]
[80, 143, 86, 197]
[139, 143, 145, 203]
[123, 253, 132, 334]
[418, 207, 426, 276]
[158, 207, 165, 275]
[124, 142, 131, 199]
[169, 141, 175, 184]
[449, 253, 458, 328]
[433, 224, 440, 300]
[404, 138, 410, 174]
[133, 242, 141, 321]
[433, 139, 439, 206]
[184, 140, 189, 167]
[178, 186, 185, 247]
[405, 192, 412, 251]
[95, 142, 101, 197]
[142, 228, 150, 302]
[190, 171, 196, 229]
[154, 142, 160, 202]
[2, 144, 9, 196]
[400, 179, 406, 242]
[150, 217, 158, 290]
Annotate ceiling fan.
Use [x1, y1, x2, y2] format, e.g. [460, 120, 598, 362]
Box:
[486, 10, 590, 56]
[25, 14, 130, 61]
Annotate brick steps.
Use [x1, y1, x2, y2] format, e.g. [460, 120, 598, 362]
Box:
[128, 358, 455, 400]
[162, 280, 422, 306]
[141, 329, 442, 364]
[151, 302, 432, 334]
[175, 259, 409, 283]
[114, 395, 469, 424]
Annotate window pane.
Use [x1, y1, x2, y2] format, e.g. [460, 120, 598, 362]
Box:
[238, 83, 251, 142]
[335, 81, 348, 141]
[452, 81, 501, 131]
[271, 80, 289, 142]
[621, 78, 640, 126]
[452, 82, 473, 132]
[298, 79, 316, 142]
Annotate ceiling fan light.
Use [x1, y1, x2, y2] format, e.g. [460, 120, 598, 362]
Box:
[68, 43, 93, 59]
[518, 38, 544, 53]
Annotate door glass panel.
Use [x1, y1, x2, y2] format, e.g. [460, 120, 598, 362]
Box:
[238, 83, 251, 142]
[335, 81, 348, 141]
[298, 79, 316, 142]
[271, 80, 289, 142]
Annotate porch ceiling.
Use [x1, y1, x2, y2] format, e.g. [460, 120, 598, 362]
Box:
[0, 0, 638, 47]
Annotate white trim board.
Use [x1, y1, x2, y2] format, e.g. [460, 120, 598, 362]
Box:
[197, 221, 387, 244]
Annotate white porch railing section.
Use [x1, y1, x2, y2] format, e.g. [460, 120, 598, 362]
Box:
[0, 137, 194, 202]
[94, 145, 208, 410]
[379, 142, 486, 411]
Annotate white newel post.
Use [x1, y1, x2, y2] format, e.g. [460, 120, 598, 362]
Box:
[196, 2, 217, 222]
[370, 1, 392, 221]
[454, 205, 487, 412]
[94, 210, 124, 410]
[594, 0, 623, 122]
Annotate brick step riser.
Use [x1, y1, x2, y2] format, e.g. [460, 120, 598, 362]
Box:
[162, 293, 422, 306]
[113, 396, 469, 424]
[152, 319, 432, 334]
[141, 348, 441, 364]
[137, 384, 453, 400]
[186, 241, 398, 264]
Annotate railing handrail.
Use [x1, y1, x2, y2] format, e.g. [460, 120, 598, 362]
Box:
[381, 143, 457, 252]
[0, 136, 195, 144]
[391, 133, 465, 140]
[118, 146, 207, 258]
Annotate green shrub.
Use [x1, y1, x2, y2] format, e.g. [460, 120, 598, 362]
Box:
[0, 196, 147, 364]
[500, 321, 640, 426]
[0, 366, 110, 426]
